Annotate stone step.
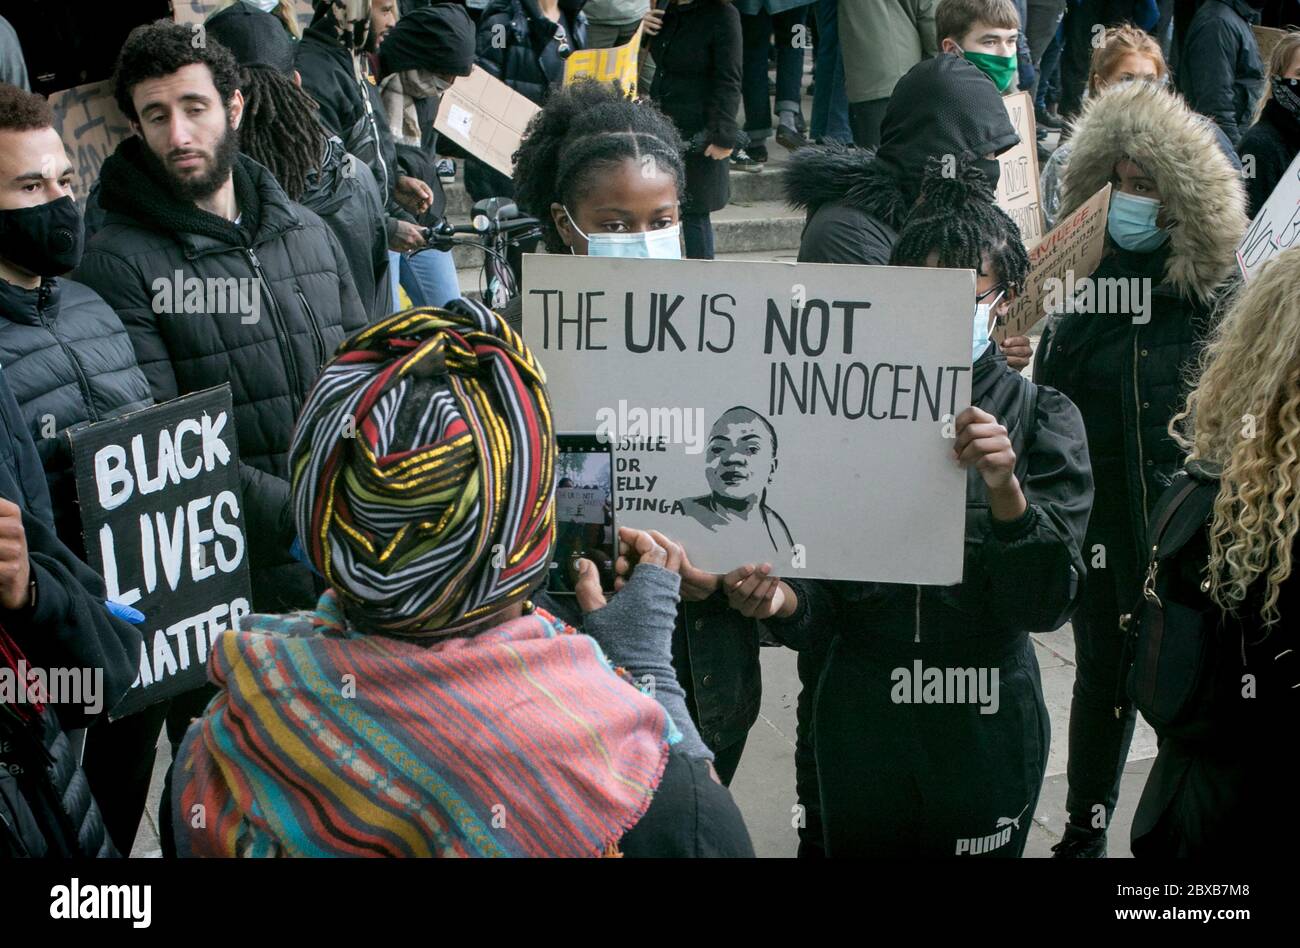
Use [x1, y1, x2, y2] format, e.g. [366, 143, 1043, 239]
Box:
[437, 155, 792, 219]
[450, 197, 804, 286]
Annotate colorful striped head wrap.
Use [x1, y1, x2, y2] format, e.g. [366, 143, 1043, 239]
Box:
[289, 299, 555, 637]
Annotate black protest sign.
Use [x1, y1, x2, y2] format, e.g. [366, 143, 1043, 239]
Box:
[72, 386, 252, 719]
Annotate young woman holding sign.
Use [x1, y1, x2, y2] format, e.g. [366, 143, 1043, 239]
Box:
[1034, 80, 1247, 857]
[512, 81, 766, 785]
[724, 159, 1094, 858]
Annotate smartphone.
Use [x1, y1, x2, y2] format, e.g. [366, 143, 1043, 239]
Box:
[549, 434, 618, 596]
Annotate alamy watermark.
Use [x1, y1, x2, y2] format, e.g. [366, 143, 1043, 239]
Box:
[151, 271, 261, 325]
[0, 662, 104, 715]
[1042, 269, 1151, 324]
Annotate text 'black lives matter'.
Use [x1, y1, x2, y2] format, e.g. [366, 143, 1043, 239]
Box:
[71, 385, 252, 719]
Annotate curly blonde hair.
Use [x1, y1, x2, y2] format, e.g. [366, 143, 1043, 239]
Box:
[1171, 248, 1300, 626]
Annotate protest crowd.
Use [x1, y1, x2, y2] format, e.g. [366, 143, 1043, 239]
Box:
[1, 0, 1298, 864]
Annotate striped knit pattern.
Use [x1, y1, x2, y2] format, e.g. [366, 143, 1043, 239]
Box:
[172, 594, 674, 858]
[289, 298, 555, 636]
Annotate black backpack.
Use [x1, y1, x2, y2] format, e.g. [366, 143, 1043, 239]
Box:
[1119, 466, 1224, 741]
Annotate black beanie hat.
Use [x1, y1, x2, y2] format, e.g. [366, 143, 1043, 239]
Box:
[206, 1, 297, 74]
[378, 4, 476, 78]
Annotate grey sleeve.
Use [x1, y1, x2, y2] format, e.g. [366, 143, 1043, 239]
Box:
[579, 563, 714, 761]
[0, 17, 29, 91]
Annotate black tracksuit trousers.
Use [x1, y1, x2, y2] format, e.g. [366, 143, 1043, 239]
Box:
[814, 633, 1051, 857]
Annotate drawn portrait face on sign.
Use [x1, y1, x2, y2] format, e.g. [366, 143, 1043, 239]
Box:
[679, 407, 793, 556]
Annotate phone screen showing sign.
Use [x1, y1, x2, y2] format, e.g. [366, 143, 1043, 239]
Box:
[549, 435, 617, 596]
[72, 385, 253, 719]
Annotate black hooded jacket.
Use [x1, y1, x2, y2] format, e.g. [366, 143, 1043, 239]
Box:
[0, 277, 153, 557]
[787, 55, 1020, 266]
[73, 140, 368, 613]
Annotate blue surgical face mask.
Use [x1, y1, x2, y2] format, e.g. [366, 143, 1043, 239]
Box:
[564, 206, 682, 259]
[1107, 191, 1169, 252]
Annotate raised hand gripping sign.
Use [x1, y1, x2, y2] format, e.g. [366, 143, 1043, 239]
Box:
[523, 256, 974, 585]
[72, 386, 252, 719]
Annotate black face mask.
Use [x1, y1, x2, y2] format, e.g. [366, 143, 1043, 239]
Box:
[1272, 76, 1300, 124]
[973, 157, 1002, 192]
[0, 196, 84, 277]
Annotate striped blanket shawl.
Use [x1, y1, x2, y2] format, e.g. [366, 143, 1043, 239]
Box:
[172, 592, 677, 857]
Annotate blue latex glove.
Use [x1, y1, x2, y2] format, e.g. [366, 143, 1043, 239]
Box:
[290, 536, 324, 578]
[105, 600, 145, 624]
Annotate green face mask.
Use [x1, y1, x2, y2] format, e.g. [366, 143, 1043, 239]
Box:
[962, 50, 1017, 93]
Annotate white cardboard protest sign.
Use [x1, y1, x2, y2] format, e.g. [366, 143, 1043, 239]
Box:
[523, 256, 974, 584]
[435, 66, 541, 177]
[997, 91, 1045, 250]
[1237, 149, 1300, 280]
[993, 184, 1111, 342]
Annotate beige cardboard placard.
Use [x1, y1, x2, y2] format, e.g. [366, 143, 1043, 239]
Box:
[993, 184, 1111, 342]
[1253, 25, 1291, 65]
[523, 255, 973, 585]
[997, 91, 1045, 250]
[48, 81, 133, 202]
[435, 66, 541, 177]
[563, 25, 643, 97]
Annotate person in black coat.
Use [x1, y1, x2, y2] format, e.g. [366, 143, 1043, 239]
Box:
[469, 0, 588, 201]
[743, 160, 1093, 857]
[786, 55, 1020, 269]
[1236, 31, 1300, 216]
[1, 364, 137, 858]
[643, 0, 743, 259]
[74, 23, 369, 614]
[779, 53, 1022, 855]
[1176, 0, 1266, 146]
[296, 0, 432, 257]
[1126, 250, 1300, 858]
[1034, 81, 1248, 857]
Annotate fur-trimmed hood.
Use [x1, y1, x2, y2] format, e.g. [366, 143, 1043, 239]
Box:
[1058, 82, 1247, 301]
[784, 144, 913, 229]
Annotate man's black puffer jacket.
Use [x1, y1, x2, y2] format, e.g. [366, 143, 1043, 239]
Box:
[0, 277, 153, 557]
[73, 139, 369, 612]
[0, 706, 117, 857]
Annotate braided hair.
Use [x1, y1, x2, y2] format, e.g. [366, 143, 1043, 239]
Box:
[237, 65, 328, 202]
[891, 156, 1030, 296]
[512, 80, 686, 253]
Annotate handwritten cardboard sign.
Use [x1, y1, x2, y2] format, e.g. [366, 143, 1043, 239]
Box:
[994, 184, 1111, 341]
[563, 26, 643, 97]
[1237, 149, 1300, 280]
[48, 81, 133, 202]
[72, 387, 252, 718]
[523, 256, 974, 584]
[435, 66, 541, 177]
[1253, 25, 1290, 65]
[997, 91, 1045, 250]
